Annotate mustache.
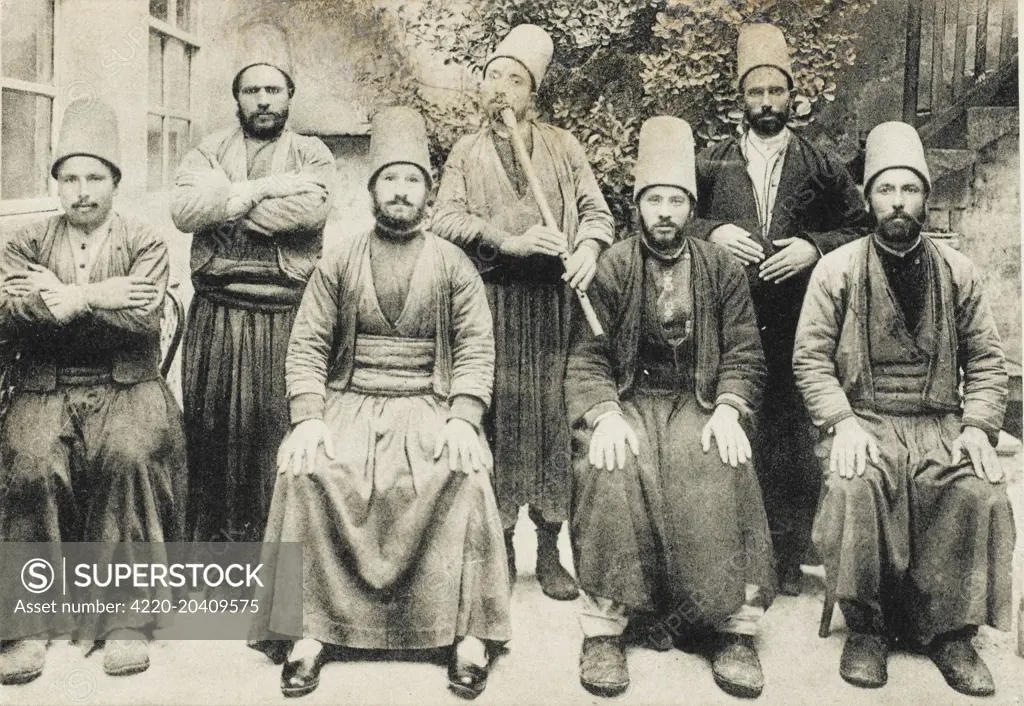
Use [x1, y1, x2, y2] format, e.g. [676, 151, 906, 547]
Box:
[386, 196, 414, 207]
[72, 201, 98, 208]
[883, 209, 923, 226]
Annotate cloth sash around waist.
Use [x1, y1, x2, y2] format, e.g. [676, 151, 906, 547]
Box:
[193, 259, 304, 312]
[345, 335, 436, 395]
[56, 366, 114, 386]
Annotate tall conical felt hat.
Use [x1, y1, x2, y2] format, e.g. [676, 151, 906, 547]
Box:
[484, 24, 553, 89]
[633, 116, 697, 202]
[737, 23, 793, 88]
[864, 121, 931, 192]
[232, 21, 294, 93]
[51, 101, 121, 180]
[367, 106, 432, 189]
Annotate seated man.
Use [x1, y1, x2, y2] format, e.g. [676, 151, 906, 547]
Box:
[248, 107, 511, 700]
[794, 121, 1016, 696]
[565, 116, 774, 700]
[0, 102, 187, 684]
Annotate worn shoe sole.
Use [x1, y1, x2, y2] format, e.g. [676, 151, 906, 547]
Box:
[713, 672, 763, 699]
[0, 666, 43, 686]
[448, 679, 486, 700]
[581, 676, 629, 698]
[540, 583, 580, 601]
[840, 669, 887, 689]
[281, 678, 320, 698]
[104, 658, 149, 677]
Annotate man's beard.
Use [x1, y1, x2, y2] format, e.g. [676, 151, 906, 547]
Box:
[485, 97, 524, 125]
[372, 196, 427, 234]
[746, 105, 788, 137]
[237, 105, 288, 139]
[640, 218, 686, 258]
[877, 210, 923, 245]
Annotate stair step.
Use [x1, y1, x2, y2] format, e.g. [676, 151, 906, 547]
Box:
[926, 148, 977, 181]
[924, 231, 960, 249]
[967, 106, 1019, 150]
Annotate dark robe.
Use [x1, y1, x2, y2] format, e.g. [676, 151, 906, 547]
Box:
[250, 228, 510, 650]
[170, 127, 334, 544]
[795, 235, 1014, 644]
[565, 231, 774, 628]
[433, 123, 615, 527]
[695, 132, 873, 574]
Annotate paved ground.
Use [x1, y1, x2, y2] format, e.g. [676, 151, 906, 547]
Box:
[4, 447, 1023, 706]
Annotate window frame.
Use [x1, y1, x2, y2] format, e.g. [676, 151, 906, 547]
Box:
[0, 0, 61, 216]
[148, 0, 201, 192]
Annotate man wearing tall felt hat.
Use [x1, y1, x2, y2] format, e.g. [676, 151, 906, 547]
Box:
[0, 101, 187, 684]
[694, 22, 874, 596]
[171, 21, 335, 548]
[794, 121, 1014, 697]
[249, 106, 511, 700]
[566, 116, 773, 699]
[433, 23, 615, 602]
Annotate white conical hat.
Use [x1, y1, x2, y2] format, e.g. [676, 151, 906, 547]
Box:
[633, 116, 697, 203]
[51, 101, 121, 180]
[737, 23, 793, 88]
[367, 106, 432, 189]
[484, 24, 553, 89]
[232, 21, 294, 94]
[864, 121, 932, 192]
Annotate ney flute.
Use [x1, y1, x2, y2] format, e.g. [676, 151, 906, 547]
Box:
[499, 107, 605, 339]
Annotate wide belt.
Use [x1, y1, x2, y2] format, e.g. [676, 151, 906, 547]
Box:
[56, 366, 114, 386]
[345, 335, 436, 395]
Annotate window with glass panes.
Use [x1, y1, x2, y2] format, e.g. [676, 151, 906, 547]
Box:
[148, 0, 198, 191]
[0, 0, 56, 208]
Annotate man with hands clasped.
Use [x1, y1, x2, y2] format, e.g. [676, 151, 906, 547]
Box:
[695, 24, 874, 596]
[248, 108, 510, 701]
[566, 117, 774, 700]
[793, 122, 1015, 697]
[433, 25, 616, 600]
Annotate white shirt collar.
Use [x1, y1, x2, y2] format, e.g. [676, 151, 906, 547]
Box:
[744, 126, 791, 159]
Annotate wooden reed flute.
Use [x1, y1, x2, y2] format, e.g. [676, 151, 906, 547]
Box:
[499, 107, 605, 339]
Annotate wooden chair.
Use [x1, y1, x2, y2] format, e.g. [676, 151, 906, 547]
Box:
[160, 285, 186, 379]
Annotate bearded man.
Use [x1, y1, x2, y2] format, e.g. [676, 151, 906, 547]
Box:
[794, 122, 1015, 697]
[693, 23, 874, 595]
[248, 107, 510, 700]
[432, 25, 616, 600]
[170, 49, 334, 544]
[566, 117, 774, 700]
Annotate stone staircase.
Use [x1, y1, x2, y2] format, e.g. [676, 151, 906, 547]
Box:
[923, 104, 1021, 438]
[925, 105, 1019, 234]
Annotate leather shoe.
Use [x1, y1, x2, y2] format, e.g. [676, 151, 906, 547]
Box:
[778, 564, 802, 597]
[535, 523, 579, 601]
[281, 644, 328, 698]
[929, 630, 995, 697]
[709, 634, 763, 698]
[448, 647, 489, 699]
[0, 639, 47, 685]
[840, 632, 888, 688]
[103, 637, 150, 677]
[580, 636, 629, 697]
[249, 639, 290, 665]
